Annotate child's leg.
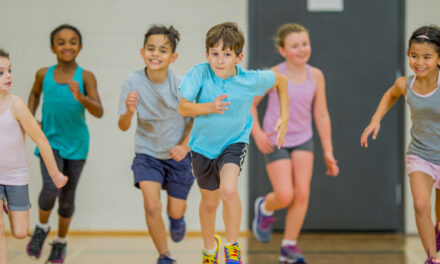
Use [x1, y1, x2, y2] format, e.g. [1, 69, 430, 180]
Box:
[436, 189, 440, 228]
[167, 196, 186, 219]
[410, 171, 437, 258]
[9, 210, 29, 239]
[265, 159, 293, 211]
[0, 199, 8, 264]
[199, 188, 220, 250]
[283, 151, 314, 241]
[139, 181, 169, 255]
[219, 163, 241, 244]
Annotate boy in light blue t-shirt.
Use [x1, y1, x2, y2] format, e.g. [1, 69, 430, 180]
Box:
[118, 25, 194, 264]
[178, 22, 289, 264]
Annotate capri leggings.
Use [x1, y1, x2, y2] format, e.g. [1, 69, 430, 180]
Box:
[38, 149, 85, 218]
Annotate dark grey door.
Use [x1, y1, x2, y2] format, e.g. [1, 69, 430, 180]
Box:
[248, 0, 405, 231]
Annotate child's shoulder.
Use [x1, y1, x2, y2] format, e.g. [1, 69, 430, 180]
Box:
[394, 76, 408, 90]
[81, 68, 96, 82]
[35, 67, 50, 80]
[309, 65, 324, 81]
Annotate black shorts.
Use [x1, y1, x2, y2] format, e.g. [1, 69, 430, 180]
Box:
[191, 143, 247, 191]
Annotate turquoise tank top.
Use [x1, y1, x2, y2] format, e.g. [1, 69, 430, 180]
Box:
[35, 65, 89, 160]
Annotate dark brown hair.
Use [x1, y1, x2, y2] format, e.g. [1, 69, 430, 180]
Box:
[0, 49, 9, 59]
[205, 22, 245, 55]
[144, 25, 180, 53]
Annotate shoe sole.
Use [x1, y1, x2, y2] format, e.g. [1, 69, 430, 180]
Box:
[279, 256, 306, 263]
[252, 197, 269, 243]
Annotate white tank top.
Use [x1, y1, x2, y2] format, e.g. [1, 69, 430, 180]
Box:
[0, 96, 29, 185]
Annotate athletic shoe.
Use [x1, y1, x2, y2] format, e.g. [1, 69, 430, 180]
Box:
[169, 215, 186, 242]
[2, 203, 7, 214]
[26, 226, 50, 259]
[279, 244, 306, 263]
[425, 257, 440, 264]
[46, 241, 66, 263]
[224, 243, 242, 263]
[202, 234, 221, 264]
[436, 222, 440, 252]
[252, 196, 276, 242]
[157, 254, 176, 264]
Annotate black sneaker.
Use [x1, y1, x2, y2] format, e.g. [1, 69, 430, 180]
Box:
[26, 226, 50, 259]
[46, 241, 67, 263]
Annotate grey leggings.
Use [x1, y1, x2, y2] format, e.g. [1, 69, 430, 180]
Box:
[38, 149, 85, 218]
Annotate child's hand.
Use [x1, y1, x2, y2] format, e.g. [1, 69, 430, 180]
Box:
[66, 80, 83, 101]
[211, 94, 230, 114]
[324, 152, 339, 177]
[360, 122, 381, 148]
[274, 118, 288, 149]
[125, 91, 139, 114]
[52, 172, 68, 189]
[170, 145, 190, 162]
[254, 130, 275, 154]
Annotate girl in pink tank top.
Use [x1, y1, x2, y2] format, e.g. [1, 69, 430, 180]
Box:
[0, 49, 67, 264]
[250, 23, 339, 263]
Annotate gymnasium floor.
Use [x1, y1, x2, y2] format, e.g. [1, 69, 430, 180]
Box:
[6, 232, 427, 263]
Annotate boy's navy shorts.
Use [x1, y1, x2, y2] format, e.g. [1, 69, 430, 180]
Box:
[132, 153, 194, 200]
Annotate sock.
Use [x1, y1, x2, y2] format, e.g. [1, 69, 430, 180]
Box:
[55, 236, 67, 244]
[37, 222, 50, 232]
[260, 200, 274, 216]
[204, 247, 216, 255]
[281, 240, 297, 247]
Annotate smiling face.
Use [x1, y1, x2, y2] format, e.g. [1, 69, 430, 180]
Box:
[278, 31, 311, 66]
[206, 40, 243, 79]
[0, 57, 12, 93]
[141, 34, 177, 71]
[407, 42, 440, 77]
[51, 29, 82, 63]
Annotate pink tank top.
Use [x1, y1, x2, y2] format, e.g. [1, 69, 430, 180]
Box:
[0, 96, 29, 185]
[263, 63, 316, 147]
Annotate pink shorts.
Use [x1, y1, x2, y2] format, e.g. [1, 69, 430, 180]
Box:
[406, 155, 440, 189]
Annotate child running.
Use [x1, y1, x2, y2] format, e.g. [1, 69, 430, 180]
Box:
[0, 49, 67, 264]
[118, 25, 194, 264]
[361, 25, 440, 264]
[26, 24, 103, 263]
[178, 22, 289, 264]
[250, 23, 339, 264]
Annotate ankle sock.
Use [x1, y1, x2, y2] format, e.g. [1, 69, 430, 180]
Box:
[260, 200, 274, 216]
[204, 247, 216, 255]
[281, 239, 297, 247]
[54, 236, 67, 244]
[37, 222, 50, 232]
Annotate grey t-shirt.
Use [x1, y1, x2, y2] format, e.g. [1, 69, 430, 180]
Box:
[118, 68, 188, 159]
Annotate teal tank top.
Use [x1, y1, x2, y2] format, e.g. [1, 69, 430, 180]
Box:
[35, 65, 89, 160]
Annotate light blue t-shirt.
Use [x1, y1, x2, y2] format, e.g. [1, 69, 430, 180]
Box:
[180, 63, 275, 159]
[119, 68, 188, 159]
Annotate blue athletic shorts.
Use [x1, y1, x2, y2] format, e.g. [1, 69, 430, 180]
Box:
[0, 184, 31, 211]
[132, 153, 194, 200]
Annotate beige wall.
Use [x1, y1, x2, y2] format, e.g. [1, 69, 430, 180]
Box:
[0, 0, 248, 231]
[405, 0, 440, 234]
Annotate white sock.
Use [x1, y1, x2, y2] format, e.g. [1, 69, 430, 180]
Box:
[55, 236, 67, 244]
[203, 247, 216, 255]
[260, 200, 274, 216]
[281, 240, 297, 247]
[37, 222, 50, 232]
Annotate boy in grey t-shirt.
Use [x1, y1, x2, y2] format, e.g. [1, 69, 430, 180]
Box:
[118, 25, 193, 264]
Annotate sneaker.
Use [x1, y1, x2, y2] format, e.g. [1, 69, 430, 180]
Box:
[46, 241, 66, 263]
[426, 257, 440, 264]
[157, 254, 176, 264]
[279, 244, 306, 263]
[436, 223, 440, 252]
[252, 196, 276, 243]
[2, 203, 7, 214]
[202, 234, 221, 264]
[224, 243, 242, 263]
[169, 215, 186, 242]
[26, 226, 50, 259]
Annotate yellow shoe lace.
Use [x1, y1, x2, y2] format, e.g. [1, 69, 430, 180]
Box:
[202, 250, 218, 264]
[224, 243, 241, 261]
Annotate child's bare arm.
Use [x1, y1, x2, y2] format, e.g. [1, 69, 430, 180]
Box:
[67, 70, 103, 118]
[27, 68, 47, 116]
[11, 98, 67, 188]
[170, 119, 193, 161]
[177, 95, 230, 117]
[272, 72, 289, 148]
[118, 91, 138, 131]
[360, 76, 407, 147]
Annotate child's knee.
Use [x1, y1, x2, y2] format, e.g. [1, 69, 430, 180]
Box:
[219, 185, 238, 202]
[413, 198, 430, 215]
[144, 200, 162, 217]
[201, 197, 220, 212]
[275, 191, 293, 208]
[12, 225, 28, 239]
